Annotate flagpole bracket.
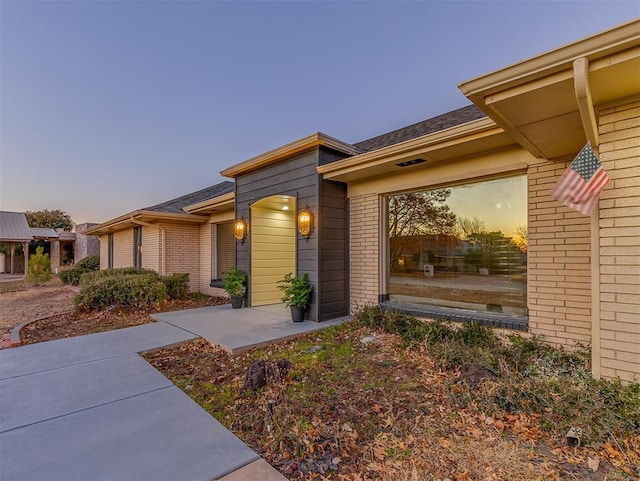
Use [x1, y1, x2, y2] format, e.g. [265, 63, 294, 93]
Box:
[573, 57, 599, 153]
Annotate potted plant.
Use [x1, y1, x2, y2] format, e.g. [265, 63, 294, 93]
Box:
[277, 272, 313, 322]
[224, 267, 247, 309]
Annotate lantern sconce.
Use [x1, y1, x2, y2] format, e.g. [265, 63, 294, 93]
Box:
[234, 217, 248, 244]
[297, 205, 313, 240]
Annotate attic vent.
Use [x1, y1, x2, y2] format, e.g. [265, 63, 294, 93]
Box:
[396, 158, 426, 168]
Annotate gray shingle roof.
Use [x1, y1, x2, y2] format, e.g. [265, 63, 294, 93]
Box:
[143, 181, 234, 214]
[0, 211, 34, 242]
[353, 105, 486, 152]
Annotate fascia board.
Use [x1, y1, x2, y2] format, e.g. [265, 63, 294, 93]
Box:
[220, 132, 359, 178]
[83, 210, 208, 235]
[459, 19, 640, 101]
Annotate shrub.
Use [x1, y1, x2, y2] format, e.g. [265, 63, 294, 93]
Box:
[79, 267, 157, 286]
[60, 255, 100, 285]
[74, 271, 167, 312]
[74, 268, 190, 311]
[27, 246, 52, 286]
[161, 273, 190, 299]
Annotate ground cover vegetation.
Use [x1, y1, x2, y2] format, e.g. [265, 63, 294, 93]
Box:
[145, 306, 639, 480]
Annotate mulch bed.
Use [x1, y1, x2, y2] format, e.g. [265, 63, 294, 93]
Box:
[20, 296, 229, 345]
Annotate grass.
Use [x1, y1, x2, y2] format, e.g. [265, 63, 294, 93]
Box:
[144, 306, 640, 480]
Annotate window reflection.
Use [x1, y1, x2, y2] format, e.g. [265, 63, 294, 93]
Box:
[386, 175, 527, 316]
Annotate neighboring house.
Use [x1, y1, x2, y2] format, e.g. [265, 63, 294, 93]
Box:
[0, 211, 33, 274]
[88, 20, 639, 381]
[83, 181, 235, 297]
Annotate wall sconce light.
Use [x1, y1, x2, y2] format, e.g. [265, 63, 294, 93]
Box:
[297, 205, 313, 239]
[234, 217, 247, 244]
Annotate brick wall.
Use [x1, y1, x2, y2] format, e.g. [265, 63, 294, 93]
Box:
[198, 223, 213, 296]
[162, 223, 201, 292]
[527, 162, 592, 346]
[141, 227, 161, 273]
[349, 193, 380, 311]
[598, 99, 640, 382]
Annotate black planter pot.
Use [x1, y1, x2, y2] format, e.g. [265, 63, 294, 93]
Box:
[290, 306, 305, 322]
[230, 296, 243, 309]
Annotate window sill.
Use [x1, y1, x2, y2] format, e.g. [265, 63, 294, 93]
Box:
[381, 301, 528, 331]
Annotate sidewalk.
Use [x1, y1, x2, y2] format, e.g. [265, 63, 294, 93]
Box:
[0, 321, 284, 481]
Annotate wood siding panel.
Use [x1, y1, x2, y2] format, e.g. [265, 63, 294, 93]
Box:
[318, 179, 348, 321]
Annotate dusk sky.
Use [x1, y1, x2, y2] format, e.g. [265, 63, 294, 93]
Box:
[1, 1, 638, 225]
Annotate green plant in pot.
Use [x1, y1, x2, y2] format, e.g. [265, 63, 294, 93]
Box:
[277, 272, 313, 322]
[224, 267, 247, 309]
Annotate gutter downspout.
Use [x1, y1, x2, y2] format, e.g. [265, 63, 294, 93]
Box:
[131, 217, 166, 276]
[573, 57, 601, 379]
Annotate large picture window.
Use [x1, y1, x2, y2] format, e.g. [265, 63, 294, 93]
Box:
[386, 175, 527, 317]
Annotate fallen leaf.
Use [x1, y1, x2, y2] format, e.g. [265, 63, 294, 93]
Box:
[587, 456, 599, 472]
[493, 420, 505, 431]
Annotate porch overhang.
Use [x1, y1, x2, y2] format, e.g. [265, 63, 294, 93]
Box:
[458, 19, 640, 160]
[220, 132, 360, 179]
[317, 117, 517, 183]
[83, 210, 209, 236]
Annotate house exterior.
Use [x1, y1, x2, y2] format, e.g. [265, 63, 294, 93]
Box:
[88, 20, 639, 381]
[84, 182, 236, 297]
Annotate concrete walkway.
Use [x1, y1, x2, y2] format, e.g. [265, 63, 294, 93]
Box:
[0, 321, 284, 481]
[153, 303, 350, 354]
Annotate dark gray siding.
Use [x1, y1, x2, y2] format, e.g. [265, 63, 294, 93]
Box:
[234, 146, 351, 322]
[318, 179, 348, 321]
[235, 150, 320, 320]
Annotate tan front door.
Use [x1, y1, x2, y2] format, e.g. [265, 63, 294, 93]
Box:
[250, 195, 296, 306]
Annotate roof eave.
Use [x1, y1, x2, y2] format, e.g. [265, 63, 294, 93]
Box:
[459, 19, 640, 101]
[83, 210, 208, 235]
[318, 117, 508, 181]
[458, 19, 640, 160]
[221, 132, 359, 178]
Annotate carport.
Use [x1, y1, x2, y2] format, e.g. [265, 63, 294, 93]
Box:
[0, 211, 33, 275]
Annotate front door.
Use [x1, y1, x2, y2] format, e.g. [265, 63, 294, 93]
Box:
[250, 195, 296, 306]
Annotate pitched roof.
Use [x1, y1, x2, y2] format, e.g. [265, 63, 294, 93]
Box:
[143, 181, 235, 214]
[353, 104, 486, 152]
[0, 211, 34, 242]
[30, 227, 60, 239]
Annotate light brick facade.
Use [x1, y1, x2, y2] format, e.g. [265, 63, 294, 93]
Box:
[349, 193, 380, 311]
[597, 99, 640, 382]
[527, 161, 592, 347]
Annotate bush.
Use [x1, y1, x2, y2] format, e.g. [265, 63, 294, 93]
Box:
[161, 273, 190, 299]
[60, 255, 100, 285]
[74, 268, 190, 311]
[27, 246, 52, 286]
[74, 272, 167, 312]
[79, 267, 157, 286]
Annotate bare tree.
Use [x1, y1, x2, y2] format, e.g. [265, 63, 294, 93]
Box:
[388, 189, 456, 238]
[453, 216, 486, 240]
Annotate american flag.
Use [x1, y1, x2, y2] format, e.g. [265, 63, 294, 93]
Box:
[552, 143, 610, 215]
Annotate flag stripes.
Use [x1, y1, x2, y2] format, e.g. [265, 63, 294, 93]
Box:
[551, 143, 610, 215]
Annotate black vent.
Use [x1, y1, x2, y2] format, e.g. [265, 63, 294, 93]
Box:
[396, 158, 427, 168]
